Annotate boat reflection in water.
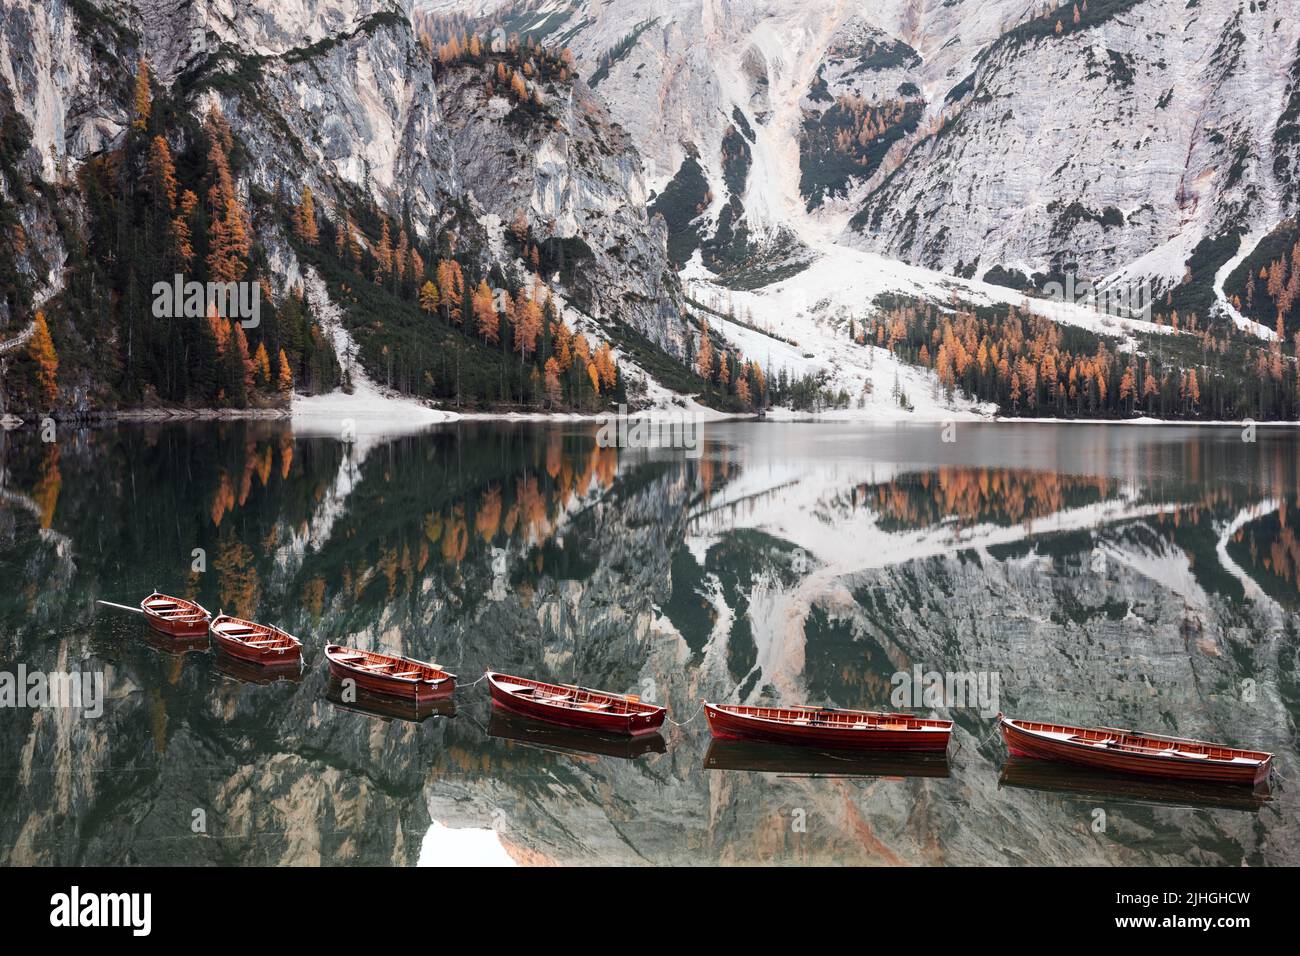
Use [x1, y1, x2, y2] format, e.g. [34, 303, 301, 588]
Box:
[998, 756, 1273, 813]
[137, 627, 210, 657]
[487, 710, 666, 760]
[704, 740, 951, 779]
[212, 648, 304, 686]
[326, 677, 455, 723]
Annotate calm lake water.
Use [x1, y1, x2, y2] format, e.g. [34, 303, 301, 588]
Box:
[1, 420, 1297, 865]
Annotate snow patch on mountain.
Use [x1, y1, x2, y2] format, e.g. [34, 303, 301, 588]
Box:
[294, 266, 459, 431]
[1214, 230, 1277, 341]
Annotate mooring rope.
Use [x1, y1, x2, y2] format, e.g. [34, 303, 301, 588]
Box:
[973, 720, 1004, 749]
[664, 676, 744, 727]
[664, 703, 704, 727]
[951, 718, 1003, 759]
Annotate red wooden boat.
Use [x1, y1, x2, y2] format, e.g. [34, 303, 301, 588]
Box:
[209, 613, 302, 666]
[703, 702, 952, 751]
[324, 644, 455, 701]
[486, 671, 666, 736]
[998, 715, 1273, 786]
[140, 592, 211, 638]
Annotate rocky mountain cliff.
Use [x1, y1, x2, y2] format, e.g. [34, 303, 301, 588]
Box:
[432, 47, 684, 350]
[847, 0, 1298, 290]
[434, 0, 1300, 295]
[0, 0, 689, 417]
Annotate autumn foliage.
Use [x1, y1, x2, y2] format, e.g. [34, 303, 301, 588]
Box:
[865, 296, 1297, 420]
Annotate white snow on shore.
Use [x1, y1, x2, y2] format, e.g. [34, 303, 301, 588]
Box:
[293, 266, 460, 437]
[992, 416, 1300, 428]
[292, 386, 459, 433]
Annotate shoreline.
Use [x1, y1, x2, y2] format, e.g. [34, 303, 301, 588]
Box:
[989, 415, 1299, 427]
[4, 405, 1296, 429]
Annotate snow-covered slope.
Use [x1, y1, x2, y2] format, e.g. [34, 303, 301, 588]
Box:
[683, 239, 1177, 419]
[292, 266, 459, 430]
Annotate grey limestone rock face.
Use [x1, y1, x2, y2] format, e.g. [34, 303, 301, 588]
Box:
[2, 0, 686, 359]
[460, 0, 1300, 287]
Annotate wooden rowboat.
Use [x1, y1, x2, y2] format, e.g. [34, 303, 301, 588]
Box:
[703, 702, 952, 751]
[486, 671, 666, 736]
[140, 591, 211, 638]
[209, 613, 302, 666]
[324, 644, 455, 701]
[998, 714, 1273, 786]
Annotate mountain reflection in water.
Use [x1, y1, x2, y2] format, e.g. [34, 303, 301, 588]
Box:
[0, 421, 1296, 865]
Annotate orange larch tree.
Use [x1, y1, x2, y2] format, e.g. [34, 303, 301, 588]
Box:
[473, 280, 499, 344]
[133, 59, 152, 131]
[28, 311, 59, 406]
